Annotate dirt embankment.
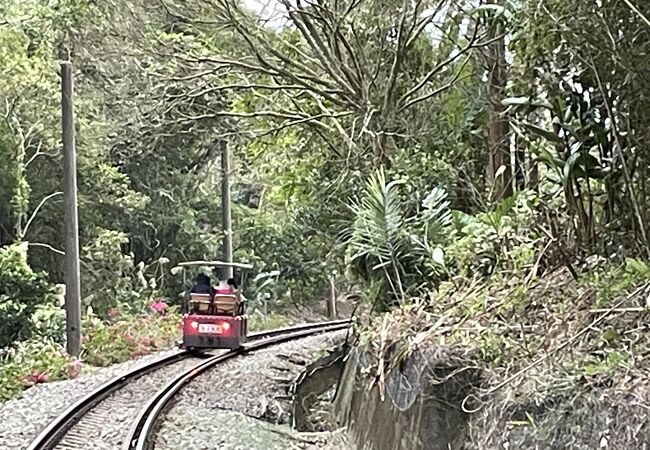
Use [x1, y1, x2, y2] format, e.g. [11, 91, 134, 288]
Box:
[335, 268, 650, 449]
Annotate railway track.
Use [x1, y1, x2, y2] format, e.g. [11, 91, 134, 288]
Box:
[26, 320, 350, 450]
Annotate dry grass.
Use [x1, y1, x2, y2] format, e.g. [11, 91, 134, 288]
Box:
[356, 268, 650, 448]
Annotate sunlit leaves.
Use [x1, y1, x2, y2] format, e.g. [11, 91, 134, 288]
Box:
[0, 243, 54, 347]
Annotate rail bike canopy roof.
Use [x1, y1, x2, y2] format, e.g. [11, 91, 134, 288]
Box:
[177, 260, 254, 270]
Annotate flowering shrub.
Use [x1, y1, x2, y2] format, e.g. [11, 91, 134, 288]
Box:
[0, 340, 75, 401]
[0, 306, 182, 402]
[83, 306, 180, 366]
[22, 371, 49, 386]
[149, 299, 168, 315]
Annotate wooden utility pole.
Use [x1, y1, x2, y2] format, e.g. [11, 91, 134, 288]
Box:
[61, 61, 81, 357]
[220, 140, 233, 279]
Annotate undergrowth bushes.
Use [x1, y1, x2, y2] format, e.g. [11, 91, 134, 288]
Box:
[446, 191, 540, 278]
[0, 243, 56, 348]
[0, 339, 81, 401]
[342, 169, 545, 308]
[0, 304, 180, 401]
[247, 310, 292, 332]
[587, 257, 650, 307]
[82, 305, 181, 366]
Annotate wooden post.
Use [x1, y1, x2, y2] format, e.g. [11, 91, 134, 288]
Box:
[61, 61, 81, 357]
[327, 276, 337, 318]
[220, 140, 233, 279]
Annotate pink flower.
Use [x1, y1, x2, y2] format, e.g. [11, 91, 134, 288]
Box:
[150, 299, 168, 315]
[23, 371, 49, 386]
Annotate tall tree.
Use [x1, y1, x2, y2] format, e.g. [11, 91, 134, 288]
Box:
[160, 0, 494, 167]
[484, 0, 511, 200]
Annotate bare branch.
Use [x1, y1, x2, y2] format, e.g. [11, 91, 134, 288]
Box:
[398, 23, 481, 105]
[297, 0, 365, 96]
[159, 0, 222, 25]
[381, 0, 410, 115]
[276, 0, 360, 98]
[404, 0, 449, 49]
[304, 90, 361, 153]
[398, 54, 472, 112]
[27, 242, 65, 256]
[166, 83, 310, 100]
[21, 191, 63, 240]
[25, 142, 45, 167]
[622, 0, 650, 28]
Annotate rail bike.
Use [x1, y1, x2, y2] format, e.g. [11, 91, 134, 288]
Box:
[175, 260, 253, 351]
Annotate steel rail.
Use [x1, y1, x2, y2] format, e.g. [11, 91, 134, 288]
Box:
[124, 320, 350, 450]
[26, 319, 350, 450]
[25, 350, 194, 450]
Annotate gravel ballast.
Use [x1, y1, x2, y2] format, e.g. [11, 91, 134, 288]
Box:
[56, 354, 210, 450]
[154, 330, 352, 450]
[0, 349, 182, 450]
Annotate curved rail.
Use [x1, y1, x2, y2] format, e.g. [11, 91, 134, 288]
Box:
[26, 319, 350, 450]
[123, 320, 350, 450]
[25, 350, 194, 450]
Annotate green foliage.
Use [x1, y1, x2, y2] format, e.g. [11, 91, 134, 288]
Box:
[0, 340, 75, 401]
[81, 229, 143, 317]
[345, 168, 452, 307]
[3, 0, 650, 406]
[446, 191, 539, 277]
[477, 334, 506, 364]
[247, 310, 292, 332]
[346, 168, 408, 285]
[0, 2, 60, 244]
[30, 302, 66, 342]
[234, 203, 334, 306]
[0, 243, 55, 347]
[1, 0, 492, 327]
[582, 350, 630, 377]
[82, 307, 181, 366]
[509, 0, 650, 251]
[587, 258, 650, 307]
[506, 77, 611, 243]
[0, 306, 181, 401]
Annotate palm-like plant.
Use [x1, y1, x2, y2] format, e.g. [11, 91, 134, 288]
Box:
[346, 168, 408, 301]
[344, 168, 451, 308]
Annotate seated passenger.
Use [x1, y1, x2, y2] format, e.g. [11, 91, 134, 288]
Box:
[190, 274, 213, 296]
[187, 274, 212, 314]
[227, 278, 246, 302]
[214, 279, 235, 295]
[226, 278, 246, 315]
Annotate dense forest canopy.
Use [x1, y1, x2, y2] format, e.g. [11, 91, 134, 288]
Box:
[1, 0, 650, 347]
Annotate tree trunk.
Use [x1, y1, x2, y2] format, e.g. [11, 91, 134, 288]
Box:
[527, 151, 539, 192]
[486, 2, 512, 201]
[514, 133, 526, 190]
